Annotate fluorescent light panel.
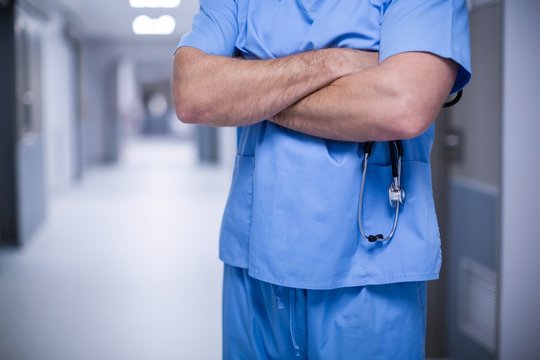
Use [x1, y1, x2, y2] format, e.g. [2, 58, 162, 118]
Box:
[130, 0, 181, 8]
[132, 15, 176, 35]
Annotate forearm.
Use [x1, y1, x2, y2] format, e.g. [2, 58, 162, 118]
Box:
[173, 47, 377, 126]
[272, 53, 458, 142]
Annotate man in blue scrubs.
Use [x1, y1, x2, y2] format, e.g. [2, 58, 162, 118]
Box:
[173, 0, 471, 358]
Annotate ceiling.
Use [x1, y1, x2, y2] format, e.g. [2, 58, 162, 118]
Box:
[39, 0, 200, 41]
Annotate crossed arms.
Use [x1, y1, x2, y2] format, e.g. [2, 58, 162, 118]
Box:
[173, 46, 457, 142]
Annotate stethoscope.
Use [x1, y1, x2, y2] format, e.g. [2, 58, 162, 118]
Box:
[358, 90, 463, 243]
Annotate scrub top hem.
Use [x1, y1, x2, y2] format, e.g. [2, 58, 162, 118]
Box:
[220, 255, 439, 290]
[247, 267, 439, 290]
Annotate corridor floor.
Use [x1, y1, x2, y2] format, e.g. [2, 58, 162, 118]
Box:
[0, 138, 231, 360]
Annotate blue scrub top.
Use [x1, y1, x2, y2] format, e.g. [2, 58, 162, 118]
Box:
[178, 0, 472, 290]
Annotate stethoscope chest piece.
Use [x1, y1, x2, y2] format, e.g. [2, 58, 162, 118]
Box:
[388, 181, 405, 208]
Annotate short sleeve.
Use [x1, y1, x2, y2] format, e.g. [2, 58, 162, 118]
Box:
[380, 0, 472, 93]
[176, 0, 238, 56]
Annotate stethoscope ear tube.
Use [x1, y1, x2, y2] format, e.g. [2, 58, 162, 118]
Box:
[443, 89, 463, 108]
[388, 141, 402, 179]
[364, 141, 375, 157]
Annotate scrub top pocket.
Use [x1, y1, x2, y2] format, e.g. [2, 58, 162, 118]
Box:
[359, 160, 441, 281]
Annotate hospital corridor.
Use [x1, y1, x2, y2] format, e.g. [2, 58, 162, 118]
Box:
[0, 0, 539, 359]
[0, 140, 229, 360]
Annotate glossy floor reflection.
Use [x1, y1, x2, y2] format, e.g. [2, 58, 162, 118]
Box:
[0, 138, 230, 360]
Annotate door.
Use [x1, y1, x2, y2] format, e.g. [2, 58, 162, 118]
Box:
[14, 4, 47, 244]
[427, 2, 502, 359]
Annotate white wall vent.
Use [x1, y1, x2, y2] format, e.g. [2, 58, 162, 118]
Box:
[458, 257, 498, 353]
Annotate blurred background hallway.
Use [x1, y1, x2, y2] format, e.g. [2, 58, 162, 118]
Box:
[0, 139, 230, 360]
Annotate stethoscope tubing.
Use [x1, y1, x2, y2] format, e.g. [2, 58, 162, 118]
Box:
[358, 141, 403, 243]
[358, 89, 464, 243]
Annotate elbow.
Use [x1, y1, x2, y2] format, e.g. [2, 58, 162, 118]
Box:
[174, 101, 202, 125]
[394, 112, 430, 140]
[389, 95, 436, 140]
[173, 80, 199, 125]
[172, 49, 213, 125]
[173, 86, 210, 125]
[175, 97, 226, 126]
[175, 109, 197, 125]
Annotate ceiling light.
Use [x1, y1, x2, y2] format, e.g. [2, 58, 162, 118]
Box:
[154, 15, 176, 34]
[132, 15, 176, 35]
[130, 0, 181, 8]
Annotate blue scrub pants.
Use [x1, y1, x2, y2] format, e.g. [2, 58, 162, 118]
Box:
[223, 265, 427, 359]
